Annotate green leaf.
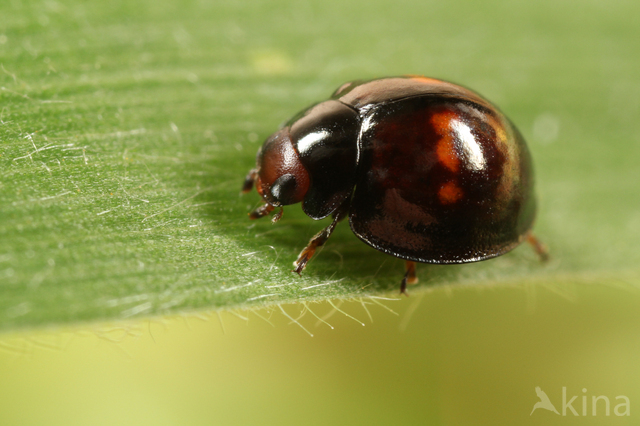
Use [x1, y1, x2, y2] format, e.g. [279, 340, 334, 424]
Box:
[1, 0, 639, 332]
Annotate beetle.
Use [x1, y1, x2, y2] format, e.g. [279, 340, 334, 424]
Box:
[242, 76, 547, 294]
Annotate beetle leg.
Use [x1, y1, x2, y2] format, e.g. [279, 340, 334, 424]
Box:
[400, 260, 418, 296]
[271, 207, 284, 223]
[241, 168, 258, 193]
[292, 203, 349, 275]
[525, 232, 549, 262]
[249, 203, 274, 220]
[292, 217, 339, 274]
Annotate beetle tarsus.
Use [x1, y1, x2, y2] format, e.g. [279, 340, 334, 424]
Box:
[242, 169, 258, 193]
[400, 275, 409, 296]
[249, 203, 274, 220]
[271, 207, 284, 223]
[526, 232, 549, 262]
[292, 253, 310, 275]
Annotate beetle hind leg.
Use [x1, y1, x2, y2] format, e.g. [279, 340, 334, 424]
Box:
[400, 260, 418, 296]
[525, 232, 549, 262]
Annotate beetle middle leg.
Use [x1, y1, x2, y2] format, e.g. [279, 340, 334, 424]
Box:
[400, 260, 418, 296]
[292, 202, 349, 275]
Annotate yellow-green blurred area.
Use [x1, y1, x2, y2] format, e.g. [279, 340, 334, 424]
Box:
[1, 0, 640, 424]
[2, 285, 640, 425]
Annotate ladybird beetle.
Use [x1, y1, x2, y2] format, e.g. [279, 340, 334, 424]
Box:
[242, 76, 547, 294]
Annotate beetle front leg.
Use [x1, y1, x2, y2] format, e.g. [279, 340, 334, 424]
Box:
[292, 202, 349, 275]
[241, 168, 258, 193]
[292, 216, 340, 274]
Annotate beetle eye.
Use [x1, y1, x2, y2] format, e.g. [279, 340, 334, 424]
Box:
[269, 174, 297, 206]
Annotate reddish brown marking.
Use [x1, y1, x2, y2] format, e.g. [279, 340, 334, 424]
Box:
[333, 82, 354, 96]
[431, 110, 460, 172]
[436, 139, 459, 172]
[438, 181, 463, 204]
[408, 75, 444, 86]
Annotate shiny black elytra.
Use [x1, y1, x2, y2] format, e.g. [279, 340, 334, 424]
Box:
[242, 76, 548, 294]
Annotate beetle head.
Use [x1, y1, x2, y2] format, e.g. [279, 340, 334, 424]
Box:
[254, 128, 311, 207]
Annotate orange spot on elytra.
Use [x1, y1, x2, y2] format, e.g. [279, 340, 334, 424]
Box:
[439, 181, 463, 204]
[431, 110, 460, 172]
[436, 139, 459, 172]
[408, 76, 443, 85]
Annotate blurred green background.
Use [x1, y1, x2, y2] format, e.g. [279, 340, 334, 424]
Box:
[2, 288, 640, 425]
[1, 0, 639, 424]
